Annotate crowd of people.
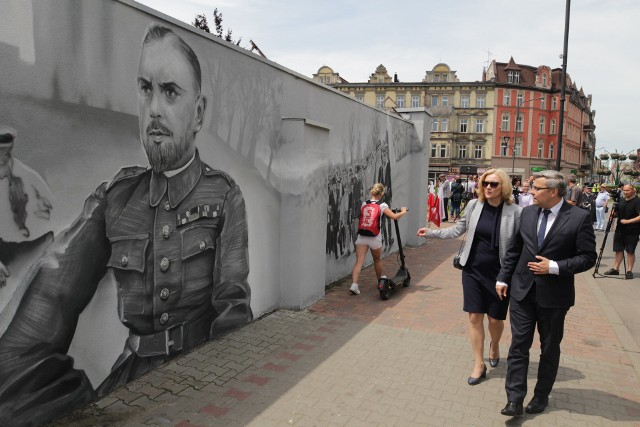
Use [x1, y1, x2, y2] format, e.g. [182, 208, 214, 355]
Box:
[349, 168, 640, 417]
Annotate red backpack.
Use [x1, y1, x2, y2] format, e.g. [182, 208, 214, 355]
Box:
[358, 200, 382, 236]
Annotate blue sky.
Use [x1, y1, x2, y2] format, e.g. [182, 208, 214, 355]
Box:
[137, 0, 640, 155]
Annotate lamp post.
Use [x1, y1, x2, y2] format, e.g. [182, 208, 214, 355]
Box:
[502, 135, 515, 177]
[509, 96, 545, 179]
[596, 150, 640, 186]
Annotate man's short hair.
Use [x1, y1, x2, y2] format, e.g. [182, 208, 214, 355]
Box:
[534, 170, 567, 197]
[568, 176, 577, 183]
[142, 23, 202, 94]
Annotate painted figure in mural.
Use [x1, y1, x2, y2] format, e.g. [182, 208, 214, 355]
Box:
[0, 126, 55, 288]
[0, 24, 251, 425]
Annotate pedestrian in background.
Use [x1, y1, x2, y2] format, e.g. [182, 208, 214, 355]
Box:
[418, 168, 521, 386]
[350, 183, 407, 295]
[594, 185, 610, 231]
[517, 181, 534, 207]
[604, 184, 640, 279]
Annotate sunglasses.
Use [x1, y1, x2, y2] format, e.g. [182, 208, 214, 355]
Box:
[482, 181, 500, 188]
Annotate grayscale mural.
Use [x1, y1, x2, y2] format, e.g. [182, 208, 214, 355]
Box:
[0, 1, 428, 424]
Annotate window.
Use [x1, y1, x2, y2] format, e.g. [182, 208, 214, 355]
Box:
[431, 144, 437, 157]
[503, 90, 511, 106]
[540, 97, 546, 110]
[442, 95, 449, 106]
[376, 95, 384, 108]
[516, 92, 524, 107]
[516, 114, 523, 132]
[474, 145, 483, 159]
[508, 71, 514, 83]
[542, 74, 547, 86]
[475, 119, 484, 133]
[459, 119, 468, 133]
[412, 95, 420, 107]
[514, 72, 520, 83]
[397, 95, 405, 108]
[550, 144, 554, 159]
[439, 144, 447, 157]
[501, 140, 509, 156]
[377, 75, 384, 83]
[539, 116, 545, 134]
[431, 95, 438, 107]
[476, 94, 486, 108]
[355, 94, 364, 102]
[550, 119, 556, 134]
[461, 95, 470, 108]
[552, 96, 557, 110]
[538, 142, 544, 158]
[432, 119, 439, 132]
[515, 142, 521, 157]
[458, 144, 467, 159]
[441, 118, 448, 132]
[501, 114, 510, 131]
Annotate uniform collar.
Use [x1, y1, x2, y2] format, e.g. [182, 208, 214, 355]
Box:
[149, 151, 202, 208]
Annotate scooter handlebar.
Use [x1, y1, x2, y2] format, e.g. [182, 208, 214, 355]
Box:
[391, 207, 409, 214]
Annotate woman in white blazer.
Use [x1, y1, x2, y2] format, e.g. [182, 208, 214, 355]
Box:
[418, 168, 522, 385]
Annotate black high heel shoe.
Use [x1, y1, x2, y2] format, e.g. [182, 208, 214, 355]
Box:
[467, 364, 487, 385]
[489, 341, 500, 367]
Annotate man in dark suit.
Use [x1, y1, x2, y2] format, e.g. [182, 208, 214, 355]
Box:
[496, 170, 596, 416]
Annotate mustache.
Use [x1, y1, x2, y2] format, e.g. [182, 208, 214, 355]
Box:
[146, 119, 172, 136]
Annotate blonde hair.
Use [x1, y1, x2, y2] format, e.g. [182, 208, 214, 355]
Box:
[477, 169, 513, 204]
[370, 183, 385, 198]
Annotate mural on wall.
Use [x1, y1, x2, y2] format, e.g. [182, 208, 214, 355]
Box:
[0, 23, 252, 424]
[325, 112, 417, 274]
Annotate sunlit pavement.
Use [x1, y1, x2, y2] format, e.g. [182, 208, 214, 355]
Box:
[51, 224, 640, 426]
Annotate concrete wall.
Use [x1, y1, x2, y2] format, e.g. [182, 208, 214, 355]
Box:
[0, 0, 428, 423]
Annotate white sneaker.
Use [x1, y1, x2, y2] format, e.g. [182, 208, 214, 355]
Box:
[381, 275, 387, 279]
[350, 283, 360, 295]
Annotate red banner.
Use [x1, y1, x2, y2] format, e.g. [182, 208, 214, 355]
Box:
[427, 193, 441, 227]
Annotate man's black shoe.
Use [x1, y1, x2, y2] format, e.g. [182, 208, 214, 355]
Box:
[604, 268, 619, 275]
[525, 395, 549, 414]
[500, 401, 523, 416]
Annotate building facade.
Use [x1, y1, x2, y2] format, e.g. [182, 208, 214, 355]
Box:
[315, 58, 597, 182]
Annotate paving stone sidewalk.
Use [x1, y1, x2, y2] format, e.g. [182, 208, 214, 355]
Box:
[51, 231, 640, 426]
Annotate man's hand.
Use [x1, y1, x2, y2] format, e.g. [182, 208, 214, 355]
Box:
[496, 284, 508, 300]
[417, 227, 427, 237]
[528, 255, 550, 275]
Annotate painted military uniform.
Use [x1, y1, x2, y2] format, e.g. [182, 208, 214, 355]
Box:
[0, 151, 251, 422]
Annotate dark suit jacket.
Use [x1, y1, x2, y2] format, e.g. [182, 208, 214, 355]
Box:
[497, 201, 596, 308]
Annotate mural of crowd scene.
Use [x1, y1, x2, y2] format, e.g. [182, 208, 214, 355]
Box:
[0, 1, 428, 424]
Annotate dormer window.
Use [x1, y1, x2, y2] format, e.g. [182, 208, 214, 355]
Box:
[508, 71, 521, 84]
[542, 74, 547, 86]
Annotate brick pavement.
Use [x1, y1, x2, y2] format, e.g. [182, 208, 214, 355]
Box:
[51, 226, 640, 426]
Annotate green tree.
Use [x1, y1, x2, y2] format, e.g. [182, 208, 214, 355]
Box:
[192, 8, 242, 46]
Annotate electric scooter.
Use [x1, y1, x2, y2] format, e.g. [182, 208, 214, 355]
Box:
[377, 208, 410, 300]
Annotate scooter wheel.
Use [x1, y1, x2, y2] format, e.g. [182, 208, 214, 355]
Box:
[402, 279, 410, 288]
[379, 288, 391, 300]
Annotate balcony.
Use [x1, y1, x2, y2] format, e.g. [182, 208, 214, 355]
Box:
[580, 163, 593, 171]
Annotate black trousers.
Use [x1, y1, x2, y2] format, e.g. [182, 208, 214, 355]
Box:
[443, 197, 449, 220]
[505, 286, 568, 403]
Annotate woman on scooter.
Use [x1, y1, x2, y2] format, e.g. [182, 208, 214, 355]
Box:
[350, 183, 407, 295]
[417, 169, 522, 385]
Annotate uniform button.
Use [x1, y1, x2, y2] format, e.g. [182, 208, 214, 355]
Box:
[199, 241, 206, 251]
[205, 167, 210, 172]
[160, 288, 170, 300]
[164, 201, 171, 211]
[159, 312, 169, 325]
[162, 225, 171, 239]
[121, 255, 128, 267]
[160, 257, 170, 272]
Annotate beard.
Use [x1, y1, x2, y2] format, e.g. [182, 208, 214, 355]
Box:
[142, 120, 192, 173]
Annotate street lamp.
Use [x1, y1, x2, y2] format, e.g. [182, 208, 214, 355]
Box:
[511, 96, 546, 178]
[502, 135, 515, 177]
[596, 150, 640, 186]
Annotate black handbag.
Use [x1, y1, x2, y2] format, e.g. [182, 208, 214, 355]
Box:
[453, 234, 466, 270]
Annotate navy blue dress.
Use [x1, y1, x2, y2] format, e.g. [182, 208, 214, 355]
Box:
[462, 202, 509, 319]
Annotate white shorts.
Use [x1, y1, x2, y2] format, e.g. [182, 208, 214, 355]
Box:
[355, 234, 383, 250]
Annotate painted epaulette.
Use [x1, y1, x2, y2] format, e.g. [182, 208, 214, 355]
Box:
[201, 162, 235, 187]
[106, 166, 147, 191]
